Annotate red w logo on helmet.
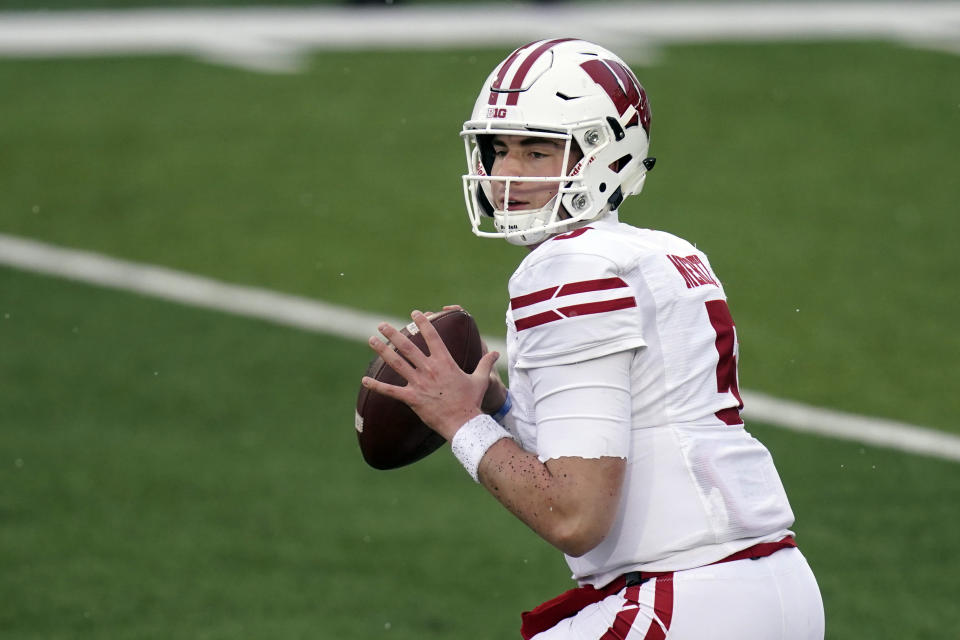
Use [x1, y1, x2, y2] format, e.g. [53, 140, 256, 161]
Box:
[580, 59, 651, 134]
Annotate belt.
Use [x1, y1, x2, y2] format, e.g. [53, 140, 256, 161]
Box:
[520, 536, 797, 640]
[613, 535, 797, 590]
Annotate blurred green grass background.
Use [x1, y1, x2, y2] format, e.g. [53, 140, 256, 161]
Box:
[2, 33, 959, 640]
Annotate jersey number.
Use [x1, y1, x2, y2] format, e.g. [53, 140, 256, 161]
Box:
[705, 300, 744, 425]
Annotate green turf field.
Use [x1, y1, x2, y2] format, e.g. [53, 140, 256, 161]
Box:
[2, 38, 959, 638]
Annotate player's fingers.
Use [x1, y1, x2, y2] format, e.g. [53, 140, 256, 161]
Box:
[360, 375, 410, 402]
[410, 310, 455, 365]
[368, 333, 418, 379]
[376, 322, 427, 368]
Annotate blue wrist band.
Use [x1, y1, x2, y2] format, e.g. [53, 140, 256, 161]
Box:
[491, 390, 512, 424]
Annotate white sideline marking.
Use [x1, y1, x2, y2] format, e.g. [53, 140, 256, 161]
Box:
[740, 390, 960, 462]
[0, 2, 958, 72]
[2, 232, 959, 463]
[0, 232, 415, 346]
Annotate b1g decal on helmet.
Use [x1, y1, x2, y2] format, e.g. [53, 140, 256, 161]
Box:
[579, 59, 651, 134]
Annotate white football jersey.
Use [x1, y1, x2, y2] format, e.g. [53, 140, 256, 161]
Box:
[503, 213, 795, 587]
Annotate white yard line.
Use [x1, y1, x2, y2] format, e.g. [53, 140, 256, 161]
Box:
[2, 232, 958, 463]
[740, 390, 960, 462]
[0, 232, 410, 345]
[0, 2, 958, 72]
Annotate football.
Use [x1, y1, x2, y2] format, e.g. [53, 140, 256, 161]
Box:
[355, 308, 484, 470]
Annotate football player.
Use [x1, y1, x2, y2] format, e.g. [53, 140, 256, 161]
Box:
[363, 38, 825, 639]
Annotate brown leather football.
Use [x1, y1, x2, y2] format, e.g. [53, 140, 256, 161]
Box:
[355, 309, 484, 470]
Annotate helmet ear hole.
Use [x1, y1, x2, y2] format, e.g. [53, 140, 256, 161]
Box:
[606, 116, 625, 141]
[607, 186, 624, 210]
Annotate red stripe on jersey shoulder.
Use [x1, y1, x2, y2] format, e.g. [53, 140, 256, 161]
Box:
[515, 296, 637, 331]
[557, 277, 627, 296]
[557, 296, 636, 318]
[511, 277, 626, 310]
[510, 286, 558, 310]
[514, 310, 563, 332]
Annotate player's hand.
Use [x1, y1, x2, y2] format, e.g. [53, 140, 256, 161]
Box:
[361, 310, 500, 441]
[438, 306, 507, 415]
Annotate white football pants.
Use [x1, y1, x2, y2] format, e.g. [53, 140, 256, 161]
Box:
[532, 548, 824, 640]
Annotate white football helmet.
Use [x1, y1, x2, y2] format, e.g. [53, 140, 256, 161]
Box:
[461, 38, 655, 246]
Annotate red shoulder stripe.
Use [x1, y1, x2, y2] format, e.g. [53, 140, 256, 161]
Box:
[558, 277, 626, 296]
[511, 277, 627, 310]
[510, 286, 558, 310]
[557, 296, 636, 319]
[514, 310, 564, 332]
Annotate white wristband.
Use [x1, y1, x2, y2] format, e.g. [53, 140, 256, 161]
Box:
[451, 414, 512, 483]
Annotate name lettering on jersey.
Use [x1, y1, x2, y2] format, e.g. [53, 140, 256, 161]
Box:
[511, 276, 636, 331]
[667, 254, 719, 289]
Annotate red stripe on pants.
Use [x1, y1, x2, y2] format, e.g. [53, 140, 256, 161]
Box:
[647, 575, 675, 639]
[599, 575, 674, 640]
[600, 585, 642, 640]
